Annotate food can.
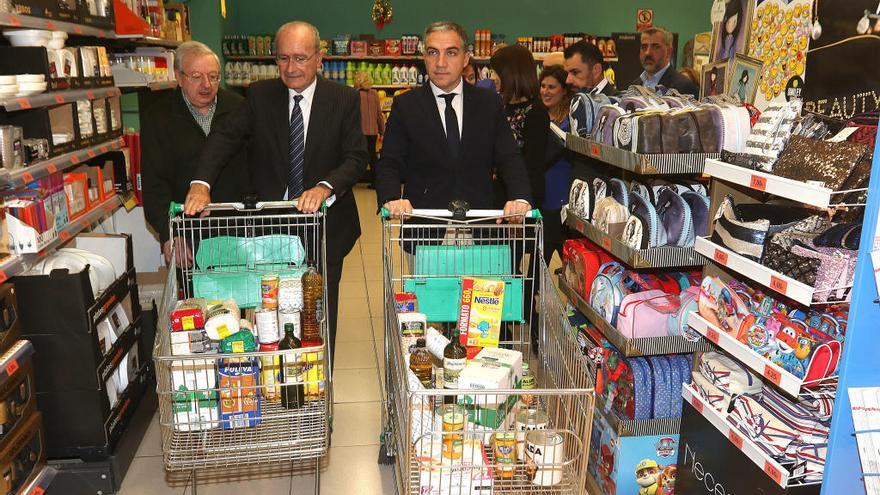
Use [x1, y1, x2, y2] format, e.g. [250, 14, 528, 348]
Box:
[256, 307, 280, 344]
[525, 430, 565, 486]
[261, 274, 280, 309]
[492, 432, 517, 479]
[436, 404, 466, 460]
[515, 408, 549, 460]
[278, 310, 301, 339]
[259, 342, 281, 402]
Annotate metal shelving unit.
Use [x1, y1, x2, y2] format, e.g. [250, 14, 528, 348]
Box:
[0, 87, 120, 111]
[566, 134, 717, 175]
[0, 137, 125, 190]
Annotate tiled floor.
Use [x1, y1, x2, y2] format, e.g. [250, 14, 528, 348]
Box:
[120, 185, 397, 494]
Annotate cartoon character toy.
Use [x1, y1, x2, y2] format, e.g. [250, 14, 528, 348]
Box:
[635, 459, 661, 495]
[658, 465, 676, 495]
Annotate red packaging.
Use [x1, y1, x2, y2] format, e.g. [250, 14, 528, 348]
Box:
[170, 298, 207, 331]
[351, 40, 368, 57]
[368, 40, 384, 56]
[384, 39, 402, 56]
[394, 292, 418, 312]
[259, 342, 279, 352]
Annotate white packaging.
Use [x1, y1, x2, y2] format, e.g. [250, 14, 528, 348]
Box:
[425, 326, 450, 360]
[171, 358, 219, 431]
[204, 299, 241, 340]
[278, 276, 303, 311]
[416, 438, 494, 494]
[458, 347, 523, 407]
[399, 312, 427, 354]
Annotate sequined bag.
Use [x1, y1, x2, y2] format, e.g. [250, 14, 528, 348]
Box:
[772, 136, 870, 190]
[761, 243, 819, 286]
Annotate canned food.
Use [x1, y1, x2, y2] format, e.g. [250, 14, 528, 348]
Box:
[436, 404, 466, 460]
[261, 274, 280, 309]
[515, 408, 549, 460]
[278, 310, 301, 339]
[256, 307, 280, 344]
[259, 342, 281, 402]
[492, 432, 517, 479]
[525, 430, 564, 486]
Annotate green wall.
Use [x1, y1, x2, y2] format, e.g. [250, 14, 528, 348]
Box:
[217, 0, 712, 62]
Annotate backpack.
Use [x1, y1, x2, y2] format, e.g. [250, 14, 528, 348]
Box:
[591, 104, 626, 145]
[569, 91, 613, 137]
[630, 358, 654, 420]
[668, 286, 701, 338]
[562, 239, 613, 300]
[589, 262, 627, 326]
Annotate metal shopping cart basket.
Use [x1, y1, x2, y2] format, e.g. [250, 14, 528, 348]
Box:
[154, 200, 333, 494]
[378, 205, 595, 494]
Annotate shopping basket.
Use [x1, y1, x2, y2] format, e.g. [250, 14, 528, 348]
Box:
[378, 206, 595, 495]
[153, 200, 333, 494]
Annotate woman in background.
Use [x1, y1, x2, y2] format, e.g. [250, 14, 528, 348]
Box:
[353, 70, 384, 186]
[462, 59, 480, 85]
[538, 65, 573, 266]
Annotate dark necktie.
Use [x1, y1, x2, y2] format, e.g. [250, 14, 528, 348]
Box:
[288, 94, 305, 198]
[438, 93, 460, 158]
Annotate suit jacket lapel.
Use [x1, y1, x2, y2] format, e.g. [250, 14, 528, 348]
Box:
[272, 79, 291, 180]
[304, 77, 329, 184]
[419, 84, 450, 155]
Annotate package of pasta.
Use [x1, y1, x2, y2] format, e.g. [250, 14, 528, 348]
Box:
[457, 277, 505, 353]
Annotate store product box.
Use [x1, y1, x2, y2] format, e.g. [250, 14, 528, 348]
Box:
[78, 0, 115, 29]
[415, 437, 493, 494]
[0, 411, 45, 495]
[350, 40, 368, 57]
[0, 103, 78, 157]
[458, 277, 505, 353]
[0, 285, 22, 355]
[108, 96, 123, 137]
[588, 404, 681, 495]
[457, 347, 522, 427]
[52, 0, 78, 21]
[384, 39, 402, 56]
[0, 47, 74, 91]
[332, 35, 351, 55]
[171, 358, 219, 431]
[0, 340, 36, 446]
[368, 40, 384, 57]
[9, 0, 53, 19]
[63, 172, 89, 219]
[218, 358, 261, 429]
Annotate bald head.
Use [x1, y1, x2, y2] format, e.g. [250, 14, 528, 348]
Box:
[275, 20, 322, 92]
[276, 21, 321, 53]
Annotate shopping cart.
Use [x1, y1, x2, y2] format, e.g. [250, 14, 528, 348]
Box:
[378, 206, 595, 494]
[154, 200, 333, 494]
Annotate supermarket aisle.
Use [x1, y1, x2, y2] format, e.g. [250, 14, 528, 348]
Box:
[120, 184, 395, 494]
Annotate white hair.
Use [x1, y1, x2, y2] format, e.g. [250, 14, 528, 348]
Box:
[174, 41, 220, 72]
[276, 21, 321, 52]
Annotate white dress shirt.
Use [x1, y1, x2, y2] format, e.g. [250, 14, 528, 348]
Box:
[429, 78, 464, 138]
[592, 77, 609, 95]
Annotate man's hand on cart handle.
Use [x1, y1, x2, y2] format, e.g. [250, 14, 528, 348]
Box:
[383, 199, 413, 219]
[163, 237, 194, 268]
[184, 183, 211, 216]
[298, 185, 332, 214]
[502, 200, 531, 224]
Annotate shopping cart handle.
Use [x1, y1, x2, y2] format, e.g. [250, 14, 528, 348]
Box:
[380, 207, 542, 220]
[169, 202, 184, 216]
[168, 196, 336, 215]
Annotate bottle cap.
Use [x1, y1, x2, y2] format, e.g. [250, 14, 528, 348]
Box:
[416, 338, 426, 347]
[284, 323, 296, 333]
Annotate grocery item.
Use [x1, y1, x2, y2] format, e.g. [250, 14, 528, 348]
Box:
[170, 298, 207, 331]
[458, 347, 523, 427]
[261, 274, 280, 309]
[525, 430, 565, 486]
[515, 408, 549, 460]
[170, 330, 213, 355]
[442, 326, 467, 402]
[300, 264, 323, 345]
[400, 312, 427, 354]
[437, 403, 467, 460]
[219, 330, 256, 354]
[218, 358, 261, 429]
[278, 275, 303, 311]
[204, 299, 241, 340]
[457, 277, 505, 352]
[410, 338, 433, 388]
[394, 292, 418, 312]
[303, 345, 325, 400]
[279, 323, 305, 409]
[255, 306, 280, 344]
[493, 432, 517, 479]
[278, 310, 301, 339]
[520, 362, 536, 408]
[259, 341, 281, 402]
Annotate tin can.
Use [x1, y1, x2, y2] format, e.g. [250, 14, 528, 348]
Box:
[256, 307, 280, 344]
[261, 274, 280, 309]
[525, 430, 564, 486]
[436, 404, 466, 460]
[492, 432, 517, 479]
[278, 310, 301, 339]
[515, 408, 549, 460]
[259, 342, 281, 402]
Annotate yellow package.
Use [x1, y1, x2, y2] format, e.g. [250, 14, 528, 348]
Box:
[458, 278, 505, 351]
[303, 347, 325, 400]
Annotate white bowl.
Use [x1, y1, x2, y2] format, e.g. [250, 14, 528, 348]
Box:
[15, 74, 45, 83]
[51, 31, 67, 39]
[47, 39, 65, 49]
[0, 76, 15, 84]
[15, 88, 46, 97]
[4, 30, 51, 47]
[19, 82, 47, 90]
[0, 84, 19, 93]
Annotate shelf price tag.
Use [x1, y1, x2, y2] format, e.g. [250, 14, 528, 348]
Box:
[728, 430, 744, 449]
[16, 98, 31, 110]
[59, 231, 71, 242]
[54, 94, 65, 104]
[693, 398, 704, 414]
[8, 16, 21, 27]
[86, 90, 95, 99]
[763, 461, 784, 485]
[601, 236, 612, 250]
[45, 21, 56, 30]
[31, 487, 45, 495]
[0, 270, 7, 284]
[21, 172, 34, 183]
[706, 328, 720, 344]
[87, 149, 96, 158]
[763, 364, 783, 385]
[750, 175, 767, 191]
[5, 359, 18, 376]
[713, 248, 728, 265]
[590, 143, 601, 157]
[769, 275, 788, 294]
[70, 154, 80, 164]
[47, 163, 57, 173]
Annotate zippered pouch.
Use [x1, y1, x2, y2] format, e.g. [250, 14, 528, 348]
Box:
[656, 187, 694, 247]
[592, 196, 630, 239]
[591, 104, 626, 145]
[697, 276, 755, 342]
[609, 178, 629, 208]
[649, 356, 673, 419]
[629, 192, 664, 247]
[681, 190, 710, 239]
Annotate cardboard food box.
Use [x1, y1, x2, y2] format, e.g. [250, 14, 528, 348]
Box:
[457, 278, 505, 354]
[171, 358, 219, 431]
[457, 347, 523, 428]
[218, 358, 261, 429]
[350, 40, 368, 57]
[384, 39, 402, 56]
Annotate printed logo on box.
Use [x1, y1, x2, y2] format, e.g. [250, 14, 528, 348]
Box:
[656, 436, 676, 458]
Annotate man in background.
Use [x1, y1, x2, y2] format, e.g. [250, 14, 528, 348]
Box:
[632, 27, 699, 96]
[141, 41, 247, 266]
[563, 40, 616, 95]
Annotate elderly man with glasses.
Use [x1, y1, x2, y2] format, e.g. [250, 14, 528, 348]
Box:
[141, 40, 248, 266]
[184, 21, 367, 366]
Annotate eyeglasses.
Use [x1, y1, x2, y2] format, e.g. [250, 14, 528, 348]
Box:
[181, 72, 221, 84]
[276, 53, 316, 66]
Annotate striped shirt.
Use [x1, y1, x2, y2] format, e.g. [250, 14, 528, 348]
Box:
[182, 93, 217, 135]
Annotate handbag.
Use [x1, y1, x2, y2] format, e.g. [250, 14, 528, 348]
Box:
[767, 215, 831, 249]
[592, 196, 630, 239]
[790, 244, 857, 302]
[772, 135, 870, 190]
[698, 276, 755, 341]
[815, 223, 861, 250]
[761, 243, 820, 286]
[743, 100, 802, 171]
[710, 195, 810, 261]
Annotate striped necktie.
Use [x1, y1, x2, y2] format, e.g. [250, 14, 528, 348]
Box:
[288, 94, 305, 198]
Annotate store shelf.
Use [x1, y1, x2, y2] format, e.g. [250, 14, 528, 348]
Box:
[0, 87, 120, 112]
[682, 383, 794, 488]
[0, 12, 113, 38]
[565, 212, 707, 268]
[19, 466, 59, 495]
[0, 137, 125, 190]
[566, 134, 716, 175]
[373, 84, 415, 90]
[559, 275, 713, 356]
[115, 34, 183, 48]
[686, 312, 831, 398]
[704, 158, 839, 209]
[225, 54, 423, 61]
[694, 236, 822, 306]
[117, 80, 177, 91]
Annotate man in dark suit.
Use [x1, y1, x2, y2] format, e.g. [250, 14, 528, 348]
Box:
[141, 41, 248, 266]
[631, 27, 699, 96]
[376, 21, 532, 219]
[563, 40, 616, 95]
[184, 21, 367, 361]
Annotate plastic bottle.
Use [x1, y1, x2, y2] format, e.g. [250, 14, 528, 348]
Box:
[407, 65, 418, 86]
[345, 61, 354, 86]
[520, 362, 536, 408]
[300, 263, 324, 347]
[410, 338, 433, 388]
[391, 65, 400, 86]
[279, 323, 305, 409]
[382, 63, 392, 85]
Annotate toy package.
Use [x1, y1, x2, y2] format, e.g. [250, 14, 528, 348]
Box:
[458, 277, 505, 352]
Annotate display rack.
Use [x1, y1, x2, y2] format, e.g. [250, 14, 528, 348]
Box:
[115, 34, 182, 48]
[565, 211, 707, 268]
[704, 159, 844, 209]
[694, 236, 822, 306]
[0, 87, 120, 112]
[0, 137, 125, 190]
[559, 275, 712, 356]
[0, 12, 114, 37]
[225, 54, 423, 61]
[681, 383, 797, 489]
[567, 134, 716, 175]
[20, 466, 59, 495]
[686, 312, 833, 398]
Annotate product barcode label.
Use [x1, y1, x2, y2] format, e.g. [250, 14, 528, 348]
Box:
[769, 275, 788, 294]
[764, 461, 784, 485]
[706, 328, 720, 344]
[590, 143, 601, 157]
[763, 365, 783, 385]
[750, 175, 767, 191]
[5, 359, 19, 376]
[713, 249, 728, 265]
[728, 430, 743, 449]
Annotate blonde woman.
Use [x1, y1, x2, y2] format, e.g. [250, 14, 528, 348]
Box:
[354, 70, 385, 186]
